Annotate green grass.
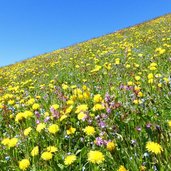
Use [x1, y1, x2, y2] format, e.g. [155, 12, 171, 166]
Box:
[0, 13, 171, 171]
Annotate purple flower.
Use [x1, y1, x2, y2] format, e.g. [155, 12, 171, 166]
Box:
[35, 111, 40, 118]
[36, 120, 40, 124]
[95, 137, 104, 146]
[44, 116, 50, 122]
[136, 126, 141, 132]
[99, 121, 106, 128]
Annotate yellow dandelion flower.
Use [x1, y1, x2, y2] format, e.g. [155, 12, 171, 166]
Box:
[67, 127, 76, 135]
[32, 103, 40, 110]
[15, 112, 24, 122]
[41, 152, 53, 160]
[75, 104, 88, 113]
[48, 124, 59, 134]
[36, 123, 46, 132]
[168, 121, 171, 127]
[93, 103, 104, 111]
[117, 165, 127, 171]
[84, 126, 95, 136]
[146, 141, 163, 154]
[77, 112, 86, 120]
[51, 104, 59, 110]
[31, 146, 39, 157]
[106, 141, 116, 151]
[8, 138, 18, 148]
[24, 127, 32, 136]
[19, 159, 30, 170]
[93, 94, 103, 103]
[64, 154, 77, 165]
[60, 114, 67, 121]
[135, 76, 141, 81]
[47, 146, 58, 153]
[87, 150, 105, 164]
[140, 165, 146, 171]
[23, 111, 33, 118]
[1, 138, 10, 146]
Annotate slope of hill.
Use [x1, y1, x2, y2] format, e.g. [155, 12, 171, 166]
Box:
[0, 14, 171, 171]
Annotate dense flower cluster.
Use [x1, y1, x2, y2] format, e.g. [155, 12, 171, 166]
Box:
[0, 14, 171, 170]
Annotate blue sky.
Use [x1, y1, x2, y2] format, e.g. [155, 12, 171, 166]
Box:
[0, 0, 171, 67]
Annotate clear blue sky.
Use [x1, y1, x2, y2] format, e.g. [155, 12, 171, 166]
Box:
[0, 0, 171, 67]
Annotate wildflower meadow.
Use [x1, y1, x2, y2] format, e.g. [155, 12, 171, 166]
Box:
[0, 14, 171, 171]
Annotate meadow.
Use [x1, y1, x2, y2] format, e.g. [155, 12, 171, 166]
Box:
[0, 13, 171, 171]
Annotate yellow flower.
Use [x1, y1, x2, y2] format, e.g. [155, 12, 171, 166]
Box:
[51, 104, 59, 110]
[15, 112, 24, 122]
[77, 112, 86, 120]
[47, 146, 58, 153]
[66, 100, 74, 105]
[48, 124, 59, 134]
[67, 127, 76, 135]
[137, 92, 143, 97]
[19, 159, 30, 170]
[115, 58, 120, 65]
[146, 141, 163, 154]
[106, 141, 116, 151]
[36, 123, 46, 132]
[41, 152, 53, 160]
[32, 103, 40, 110]
[127, 81, 133, 86]
[93, 94, 102, 103]
[64, 154, 77, 165]
[168, 121, 171, 127]
[87, 150, 105, 164]
[93, 103, 104, 111]
[84, 126, 95, 136]
[8, 138, 18, 148]
[23, 111, 33, 118]
[135, 76, 140, 81]
[117, 165, 127, 171]
[31, 146, 39, 156]
[62, 84, 69, 90]
[24, 127, 32, 136]
[148, 73, 153, 79]
[75, 104, 88, 113]
[139, 165, 146, 171]
[1, 138, 10, 146]
[60, 114, 67, 121]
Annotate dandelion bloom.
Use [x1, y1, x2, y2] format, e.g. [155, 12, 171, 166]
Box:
[77, 112, 87, 120]
[146, 141, 163, 154]
[19, 159, 30, 170]
[8, 138, 18, 148]
[64, 154, 77, 165]
[23, 111, 33, 118]
[168, 121, 171, 127]
[41, 152, 53, 160]
[32, 103, 40, 110]
[36, 123, 46, 132]
[31, 146, 39, 156]
[93, 104, 104, 111]
[75, 104, 88, 113]
[1, 138, 10, 146]
[51, 104, 59, 110]
[83, 126, 95, 136]
[117, 165, 127, 171]
[87, 150, 105, 164]
[67, 127, 76, 135]
[106, 141, 116, 151]
[24, 127, 32, 136]
[48, 124, 59, 134]
[93, 94, 102, 103]
[47, 146, 58, 153]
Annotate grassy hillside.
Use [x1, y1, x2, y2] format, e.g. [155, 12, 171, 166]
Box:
[0, 13, 171, 171]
